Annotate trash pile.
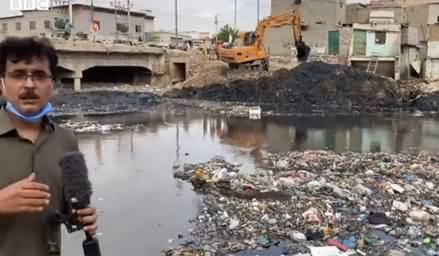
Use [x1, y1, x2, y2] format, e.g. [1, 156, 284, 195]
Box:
[166, 151, 439, 256]
[165, 62, 402, 114]
[51, 90, 160, 115]
[413, 91, 439, 113]
[59, 120, 125, 133]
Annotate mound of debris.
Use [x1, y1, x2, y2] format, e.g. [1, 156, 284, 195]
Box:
[166, 151, 439, 256]
[51, 90, 160, 115]
[166, 62, 401, 113]
[412, 91, 439, 112]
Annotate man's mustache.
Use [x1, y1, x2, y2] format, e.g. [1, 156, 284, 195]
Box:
[19, 91, 40, 100]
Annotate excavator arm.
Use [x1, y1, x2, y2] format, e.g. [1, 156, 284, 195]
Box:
[217, 10, 309, 69]
[254, 10, 310, 61]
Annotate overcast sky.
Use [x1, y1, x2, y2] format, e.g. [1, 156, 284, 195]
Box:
[1, 0, 368, 33]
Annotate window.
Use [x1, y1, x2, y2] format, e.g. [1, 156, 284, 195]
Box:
[135, 25, 142, 33]
[44, 20, 51, 29]
[2, 23, 7, 32]
[16, 22, 21, 31]
[294, 0, 302, 4]
[116, 23, 129, 33]
[29, 21, 36, 30]
[375, 31, 386, 44]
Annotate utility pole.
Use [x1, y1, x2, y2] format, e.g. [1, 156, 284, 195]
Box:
[174, 0, 178, 36]
[90, 0, 94, 26]
[257, 0, 260, 23]
[127, 0, 131, 41]
[234, 0, 237, 29]
[68, 0, 73, 24]
[114, 0, 118, 41]
[91, 0, 94, 21]
[68, 0, 73, 40]
[214, 14, 218, 43]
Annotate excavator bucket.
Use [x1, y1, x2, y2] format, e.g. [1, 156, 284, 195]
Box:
[296, 40, 310, 62]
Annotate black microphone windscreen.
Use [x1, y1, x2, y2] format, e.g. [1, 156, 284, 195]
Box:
[59, 152, 92, 208]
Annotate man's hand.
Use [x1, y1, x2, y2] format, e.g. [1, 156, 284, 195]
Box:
[0, 173, 50, 215]
[75, 207, 98, 235]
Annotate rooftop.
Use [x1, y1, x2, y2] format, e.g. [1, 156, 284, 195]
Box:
[0, 0, 154, 19]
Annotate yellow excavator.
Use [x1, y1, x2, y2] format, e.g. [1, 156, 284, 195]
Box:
[218, 10, 310, 70]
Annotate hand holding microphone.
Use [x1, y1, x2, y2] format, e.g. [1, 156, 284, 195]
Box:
[59, 152, 101, 256]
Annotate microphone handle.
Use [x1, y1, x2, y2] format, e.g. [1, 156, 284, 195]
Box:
[83, 231, 102, 256]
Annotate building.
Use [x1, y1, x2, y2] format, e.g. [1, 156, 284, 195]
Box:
[266, 0, 346, 56]
[345, 2, 406, 25]
[340, 0, 439, 80]
[180, 31, 210, 47]
[0, 2, 154, 42]
[348, 22, 402, 79]
[403, 3, 439, 80]
[147, 31, 192, 48]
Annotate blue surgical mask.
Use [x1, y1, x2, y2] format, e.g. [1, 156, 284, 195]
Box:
[5, 102, 54, 123]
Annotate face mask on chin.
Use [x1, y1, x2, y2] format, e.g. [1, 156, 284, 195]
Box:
[1, 78, 54, 123]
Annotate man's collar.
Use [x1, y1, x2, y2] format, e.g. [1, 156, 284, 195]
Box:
[0, 109, 55, 136]
[0, 109, 15, 135]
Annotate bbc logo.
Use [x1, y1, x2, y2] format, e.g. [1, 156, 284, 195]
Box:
[10, 0, 50, 11]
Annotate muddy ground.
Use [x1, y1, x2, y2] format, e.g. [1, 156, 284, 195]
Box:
[166, 62, 432, 114]
[49, 62, 439, 117]
[51, 90, 161, 116]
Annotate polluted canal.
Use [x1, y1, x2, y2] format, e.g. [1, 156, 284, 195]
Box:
[60, 112, 439, 256]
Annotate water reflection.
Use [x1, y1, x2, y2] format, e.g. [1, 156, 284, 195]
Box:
[62, 113, 439, 256]
[205, 115, 439, 153]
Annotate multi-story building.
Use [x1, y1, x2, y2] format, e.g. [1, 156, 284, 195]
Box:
[266, 0, 346, 56]
[0, 2, 154, 42]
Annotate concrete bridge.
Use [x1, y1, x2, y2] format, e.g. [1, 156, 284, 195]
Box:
[53, 41, 189, 91]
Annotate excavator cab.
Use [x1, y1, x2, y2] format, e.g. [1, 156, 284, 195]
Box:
[243, 32, 257, 46]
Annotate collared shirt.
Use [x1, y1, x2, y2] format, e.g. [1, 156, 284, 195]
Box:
[0, 109, 79, 256]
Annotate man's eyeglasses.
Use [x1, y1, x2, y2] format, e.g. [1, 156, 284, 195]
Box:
[6, 71, 53, 83]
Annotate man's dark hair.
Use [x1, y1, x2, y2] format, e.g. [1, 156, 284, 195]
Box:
[0, 36, 58, 77]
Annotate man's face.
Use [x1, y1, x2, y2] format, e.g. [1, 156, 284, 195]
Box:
[1, 57, 53, 115]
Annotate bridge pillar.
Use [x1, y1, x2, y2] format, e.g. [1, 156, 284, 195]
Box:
[73, 70, 83, 92]
[74, 78, 81, 91]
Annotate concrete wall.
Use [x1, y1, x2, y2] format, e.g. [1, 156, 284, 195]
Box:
[424, 40, 439, 80]
[407, 5, 430, 25]
[268, 0, 346, 56]
[350, 24, 401, 57]
[366, 31, 400, 56]
[144, 18, 154, 33]
[346, 5, 406, 25]
[351, 60, 397, 77]
[72, 6, 148, 41]
[339, 27, 353, 60]
[0, 11, 55, 40]
[402, 0, 439, 7]
[428, 4, 439, 24]
[424, 58, 439, 79]
[345, 4, 370, 25]
[262, 27, 294, 56]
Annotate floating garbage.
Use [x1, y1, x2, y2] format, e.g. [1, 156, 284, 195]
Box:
[166, 151, 439, 255]
[61, 120, 125, 133]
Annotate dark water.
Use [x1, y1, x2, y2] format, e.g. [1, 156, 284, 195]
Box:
[61, 113, 439, 256]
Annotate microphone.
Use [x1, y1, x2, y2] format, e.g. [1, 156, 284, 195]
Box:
[59, 152, 102, 256]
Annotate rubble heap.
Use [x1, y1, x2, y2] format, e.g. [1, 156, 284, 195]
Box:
[165, 62, 401, 113]
[166, 151, 439, 256]
[51, 90, 159, 115]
